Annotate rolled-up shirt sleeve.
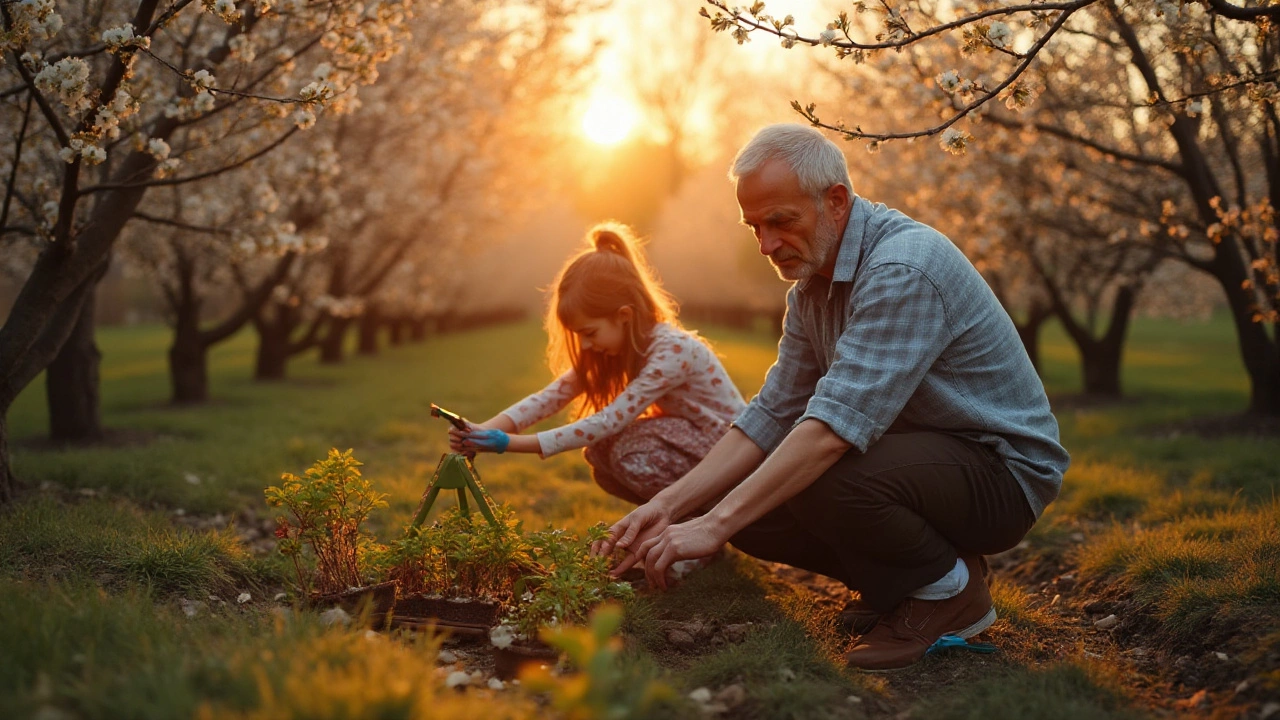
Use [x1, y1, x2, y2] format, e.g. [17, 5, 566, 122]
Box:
[733, 288, 824, 453]
[799, 263, 954, 451]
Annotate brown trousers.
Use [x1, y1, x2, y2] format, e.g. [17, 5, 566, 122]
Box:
[727, 431, 1037, 613]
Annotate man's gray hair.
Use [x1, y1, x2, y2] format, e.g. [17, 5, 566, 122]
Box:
[730, 124, 853, 200]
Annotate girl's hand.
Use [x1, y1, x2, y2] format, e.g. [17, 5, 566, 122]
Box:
[460, 427, 510, 454]
[448, 419, 502, 453]
[634, 518, 725, 590]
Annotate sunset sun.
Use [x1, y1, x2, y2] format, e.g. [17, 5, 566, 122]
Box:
[581, 91, 640, 146]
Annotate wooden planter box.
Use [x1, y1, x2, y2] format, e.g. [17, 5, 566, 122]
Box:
[492, 640, 560, 680]
[391, 594, 501, 637]
[309, 580, 397, 629]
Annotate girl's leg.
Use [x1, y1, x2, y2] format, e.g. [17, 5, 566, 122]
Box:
[582, 435, 648, 505]
[606, 417, 722, 502]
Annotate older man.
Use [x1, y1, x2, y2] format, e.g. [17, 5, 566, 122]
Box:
[598, 124, 1069, 671]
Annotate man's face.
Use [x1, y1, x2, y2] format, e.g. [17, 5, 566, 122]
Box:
[736, 158, 843, 282]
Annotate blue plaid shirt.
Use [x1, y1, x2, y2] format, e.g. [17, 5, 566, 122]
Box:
[734, 196, 1069, 517]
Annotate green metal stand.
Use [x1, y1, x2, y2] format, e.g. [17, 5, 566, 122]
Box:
[409, 453, 498, 529]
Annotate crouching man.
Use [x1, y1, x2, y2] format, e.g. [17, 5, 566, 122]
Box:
[595, 124, 1069, 671]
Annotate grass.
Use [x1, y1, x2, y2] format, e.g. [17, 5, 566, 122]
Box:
[2, 312, 1277, 717]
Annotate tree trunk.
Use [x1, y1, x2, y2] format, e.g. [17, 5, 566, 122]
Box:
[320, 316, 349, 364]
[1013, 302, 1054, 373]
[388, 317, 404, 346]
[358, 305, 380, 356]
[409, 317, 427, 342]
[1080, 338, 1124, 397]
[254, 306, 294, 381]
[168, 285, 208, 404]
[0, 412, 15, 505]
[46, 285, 103, 443]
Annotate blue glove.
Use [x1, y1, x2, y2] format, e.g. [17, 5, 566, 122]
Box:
[464, 428, 509, 454]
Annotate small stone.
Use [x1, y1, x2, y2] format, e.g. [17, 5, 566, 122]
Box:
[1070, 532, 1085, 542]
[320, 607, 351, 627]
[174, 508, 186, 516]
[445, 671, 470, 689]
[688, 687, 712, 704]
[667, 629, 696, 650]
[273, 592, 287, 602]
[77, 488, 97, 497]
[1260, 702, 1280, 720]
[714, 684, 746, 708]
[437, 649, 458, 664]
[778, 667, 796, 682]
[723, 623, 750, 643]
[487, 678, 505, 691]
[1214, 651, 1228, 661]
[847, 695, 863, 704]
[1094, 614, 1119, 630]
[1234, 680, 1249, 694]
[363, 630, 379, 641]
[184, 472, 201, 485]
[179, 599, 205, 618]
[236, 592, 251, 604]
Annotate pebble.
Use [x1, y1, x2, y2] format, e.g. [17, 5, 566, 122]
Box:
[1214, 651, 1228, 661]
[487, 678, 505, 691]
[273, 592, 287, 602]
[715, 684, 746, 708]
[437, 649, 458, 664]
[667, 629, 696, 650]
[445, 671, 470, 689]
[1260, 702, 1279, 719]
[688, 688, 712, 704]
[236, 592, 251, 604]
[179, 599, 205, 618]
[847, 695, 863, 704]
[320, 608, 351, 627]
[778, 667, 796, 682]
[1094, 614, 1119, 630]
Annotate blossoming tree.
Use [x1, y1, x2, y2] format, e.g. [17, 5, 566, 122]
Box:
[0, 0, 410, 503]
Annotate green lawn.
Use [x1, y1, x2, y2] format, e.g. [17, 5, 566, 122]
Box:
[2, 314, 1276, 718]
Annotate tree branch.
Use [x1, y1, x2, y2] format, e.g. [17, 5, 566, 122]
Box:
[132, 211, 235, 235]
[78, 127, 299, 193]
[1202, 0, 1280, 20]
[0, 93, 32, 236]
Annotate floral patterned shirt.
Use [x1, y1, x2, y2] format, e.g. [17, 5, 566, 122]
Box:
[500, 323, 747, 457]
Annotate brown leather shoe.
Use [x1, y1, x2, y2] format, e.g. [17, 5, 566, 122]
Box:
[837, 596, 881, 636]
[845, 556, 996, 672]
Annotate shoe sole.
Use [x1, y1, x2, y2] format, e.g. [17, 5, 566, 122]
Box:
[849, 607, 998, 674]
[952, 606, 997, 639]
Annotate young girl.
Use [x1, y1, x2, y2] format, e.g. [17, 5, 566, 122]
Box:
[449, 222, 746, 505]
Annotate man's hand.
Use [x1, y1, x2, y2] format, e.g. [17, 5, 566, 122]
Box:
[634, 517, 726, 590]
[592, 501, 675, 576]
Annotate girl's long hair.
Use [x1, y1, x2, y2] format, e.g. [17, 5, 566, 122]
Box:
[547, 222, 679, 418]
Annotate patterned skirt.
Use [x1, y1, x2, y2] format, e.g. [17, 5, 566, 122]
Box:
[582, 417, 726, 505]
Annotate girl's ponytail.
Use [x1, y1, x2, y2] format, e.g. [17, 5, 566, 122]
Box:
[589, 223, 636, 264]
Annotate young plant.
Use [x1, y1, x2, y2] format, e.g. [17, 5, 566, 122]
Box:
[264, 448, 388, 596]
[504, 523, 635, 640]
[374, 505, 538, 602]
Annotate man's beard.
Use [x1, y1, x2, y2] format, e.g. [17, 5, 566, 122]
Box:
[770, 208, 841, 282]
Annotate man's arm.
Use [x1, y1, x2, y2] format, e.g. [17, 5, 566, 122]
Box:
[633, 418, 850, 588]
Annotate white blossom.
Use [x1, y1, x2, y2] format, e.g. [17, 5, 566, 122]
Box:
[936, 70, 961, 93]
[205, 0, 243, 22]
[939, 127, 972, 155]
[34, 58, 92, 112]
[229, 34, 257, 62]
[42, 201, 59, 227]
[292, 108, 317, 129]
[819, 27, 838, 46]
[193, 91, 216, 113]
[146, 138, 171, 160]
[191, 69, 217, 90]
[101, 24, 136, 51]
[1186, 99, 1205, 116]
[986, 22, 1012, 50]
[445, 671, 470, 689]
[81, 145, 107, 165]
